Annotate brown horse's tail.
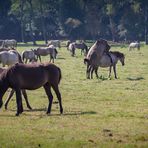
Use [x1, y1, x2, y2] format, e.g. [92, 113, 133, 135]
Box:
[58, 67, 62, 84]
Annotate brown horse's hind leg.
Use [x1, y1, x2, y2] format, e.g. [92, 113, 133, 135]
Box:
[52, 84, 63, 114]
[4, 89, 15, 110]
[15, 88, 23, 116]
[22, 89, 32, 110]
[43, 83, 53, 114]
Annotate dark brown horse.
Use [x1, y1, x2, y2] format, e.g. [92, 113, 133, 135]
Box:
[0, 62, 63, 116]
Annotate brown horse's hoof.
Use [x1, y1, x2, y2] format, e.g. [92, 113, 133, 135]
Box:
[15, 113, 20, 116]
[4, 105, 8, 110]
[27, 106, 32, 110]
[46, 111, 51, 114]
[60, 108, 63, 114]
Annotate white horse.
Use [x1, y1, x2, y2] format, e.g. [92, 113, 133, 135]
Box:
[22, 49, 37, 63]
[129, 42, 140, 51]
[47, 40, 61, 48]
[0, 50, 22, 67]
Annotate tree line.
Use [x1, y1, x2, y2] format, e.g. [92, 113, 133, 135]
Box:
[0, 0, 148, 44]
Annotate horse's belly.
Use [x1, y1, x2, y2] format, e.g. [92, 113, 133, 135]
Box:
[20, 80, 46, 90]
[19, 75, 48, 90]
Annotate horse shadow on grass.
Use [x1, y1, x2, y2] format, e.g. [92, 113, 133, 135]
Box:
[26, 109, 97, 116]
[57, 57, 66, 60]
[126, 76, 144, 81]
[0, 108, 97, 117]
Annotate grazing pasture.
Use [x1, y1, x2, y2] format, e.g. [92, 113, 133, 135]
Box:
[0, 41, 148, 147]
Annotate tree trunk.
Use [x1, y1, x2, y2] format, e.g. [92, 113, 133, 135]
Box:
[109, 16, 117, 42]
[39, 1, 47, 44]
[20, 0, 25, 43]
[145, 6, 148, 44]
[27, 0, 36, 45]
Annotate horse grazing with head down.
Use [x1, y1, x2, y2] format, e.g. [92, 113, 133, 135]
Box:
[85, 51, 125, 79]
[73, 42, 88, 56]
[0, 62, 63, 116]
[129, 42, 140, 51]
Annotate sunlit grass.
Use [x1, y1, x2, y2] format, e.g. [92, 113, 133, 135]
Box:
[0, 41, 148, 147]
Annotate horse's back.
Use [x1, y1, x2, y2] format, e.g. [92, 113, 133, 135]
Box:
[7, 63, 61, 89]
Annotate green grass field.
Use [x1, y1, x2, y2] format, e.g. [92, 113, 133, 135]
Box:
[0, 41, 148, 148]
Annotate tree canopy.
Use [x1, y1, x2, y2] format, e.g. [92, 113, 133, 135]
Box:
[0, 0, 148, 44]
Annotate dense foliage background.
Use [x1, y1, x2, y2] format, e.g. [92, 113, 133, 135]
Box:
[0, 0, 148, 44]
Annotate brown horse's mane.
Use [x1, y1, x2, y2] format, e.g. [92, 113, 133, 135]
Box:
[110, 51, 124, 58]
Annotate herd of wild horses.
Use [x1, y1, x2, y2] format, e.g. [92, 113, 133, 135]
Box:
[0, 39, 140, 116]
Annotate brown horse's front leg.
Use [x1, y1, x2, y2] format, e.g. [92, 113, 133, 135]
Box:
[108, 66, 112, 78]
[4, 89, 15, 110]
[22, 89, 32, 110]
[43, 83, 53, 114]
[15, 89, 23, 116]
